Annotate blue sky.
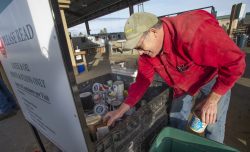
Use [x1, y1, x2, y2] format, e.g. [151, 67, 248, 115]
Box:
[68, 0, 250, 36]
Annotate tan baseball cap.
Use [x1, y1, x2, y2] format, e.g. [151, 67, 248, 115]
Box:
[123, 12, 158, 51]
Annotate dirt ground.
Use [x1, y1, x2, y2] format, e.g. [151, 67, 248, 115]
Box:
[223, 47, 250, 152]
[0, 48, 249, 152]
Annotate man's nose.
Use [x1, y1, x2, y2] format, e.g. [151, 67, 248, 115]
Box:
[138, 50, 144, 55]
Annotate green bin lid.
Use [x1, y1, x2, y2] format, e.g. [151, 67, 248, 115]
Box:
[150, 127, 240, 152]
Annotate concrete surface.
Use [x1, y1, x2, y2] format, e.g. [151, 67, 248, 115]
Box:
[75, 52, 139, 83]
[224, 47, 250, 152]
[0, 48, 249, 152]
[0, 110, 60, 152]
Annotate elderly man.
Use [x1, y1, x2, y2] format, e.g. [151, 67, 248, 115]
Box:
[103, 10, 245, 143]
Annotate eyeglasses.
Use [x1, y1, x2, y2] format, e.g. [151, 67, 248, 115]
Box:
[134, 31, 149, 50]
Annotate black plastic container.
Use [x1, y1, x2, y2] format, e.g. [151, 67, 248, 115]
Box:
[79, 92, 94, 111]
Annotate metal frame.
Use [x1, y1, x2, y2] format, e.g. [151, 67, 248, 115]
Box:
[28, 122, 46, 152]
[129, 2, 134, 16]
[50, 0, 94, 151]
[67, 0, 149, 28]
[231, 37, 237, 44]
[85, 21, 90, 35]
[76, 73, 171, 151]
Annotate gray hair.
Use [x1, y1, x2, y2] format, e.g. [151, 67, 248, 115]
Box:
[143, 19, 163, 40]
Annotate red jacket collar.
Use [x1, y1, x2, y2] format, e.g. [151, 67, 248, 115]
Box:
[160, 18, 172, 54]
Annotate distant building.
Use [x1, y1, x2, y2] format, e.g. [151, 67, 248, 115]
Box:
[71, 32, 126, 52]
[91, 32, 126, 41]
[216, 15, 230, 32]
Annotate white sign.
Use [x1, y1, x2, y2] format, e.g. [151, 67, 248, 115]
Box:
[239, 4, 246, 19]
[0, 0, 88, 152]
[244, 12, 250, 24]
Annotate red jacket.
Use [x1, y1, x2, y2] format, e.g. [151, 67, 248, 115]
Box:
[123, 10, 246, 108]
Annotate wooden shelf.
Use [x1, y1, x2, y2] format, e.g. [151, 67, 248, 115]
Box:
[58, 0, 71, 4]
[76, 62, 86, 66]
[74, 51, 86, 55]
[59, 4, 70, 8]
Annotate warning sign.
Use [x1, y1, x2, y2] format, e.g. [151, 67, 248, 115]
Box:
[0, 37, 7, 58]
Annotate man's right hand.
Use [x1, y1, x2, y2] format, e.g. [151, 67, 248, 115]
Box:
[103, 103, 130, 127]
[103, 110, 122, 127]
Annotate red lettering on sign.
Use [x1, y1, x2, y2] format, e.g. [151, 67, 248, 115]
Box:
[0, 37, 7, 58]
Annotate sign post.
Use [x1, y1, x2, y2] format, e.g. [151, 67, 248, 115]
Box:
[0, 0, 93, 151]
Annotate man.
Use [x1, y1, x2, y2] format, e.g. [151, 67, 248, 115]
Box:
[103, 10, 246, 143]
[0, 73, 20, 121]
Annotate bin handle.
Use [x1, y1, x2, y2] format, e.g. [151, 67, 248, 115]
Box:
[149, 134, 158, 146]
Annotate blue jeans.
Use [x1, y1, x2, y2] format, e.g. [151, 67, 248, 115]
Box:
[170, 77, 231, 143]
[0, 76, 18, 114]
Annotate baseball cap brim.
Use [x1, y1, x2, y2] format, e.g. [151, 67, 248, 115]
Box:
[123, 33, 143, 51]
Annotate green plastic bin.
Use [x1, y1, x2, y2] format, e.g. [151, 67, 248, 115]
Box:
[149, 127, 240, 152]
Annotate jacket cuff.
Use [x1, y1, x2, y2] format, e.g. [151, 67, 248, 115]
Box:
[123, 97, 134, 108]
[211, 81, 233, 95]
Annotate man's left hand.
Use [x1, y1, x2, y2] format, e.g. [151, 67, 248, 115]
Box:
[196, 91, 222, 124]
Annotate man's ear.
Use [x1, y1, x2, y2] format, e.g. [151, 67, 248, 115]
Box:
[149, 28, 158, 38]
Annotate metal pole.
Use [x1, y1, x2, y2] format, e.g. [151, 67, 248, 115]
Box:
[28, 121, 46, 152]
[85, 21, 90, 35]
[211, 6, 216, 18]
[129, 2, 134, 16]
